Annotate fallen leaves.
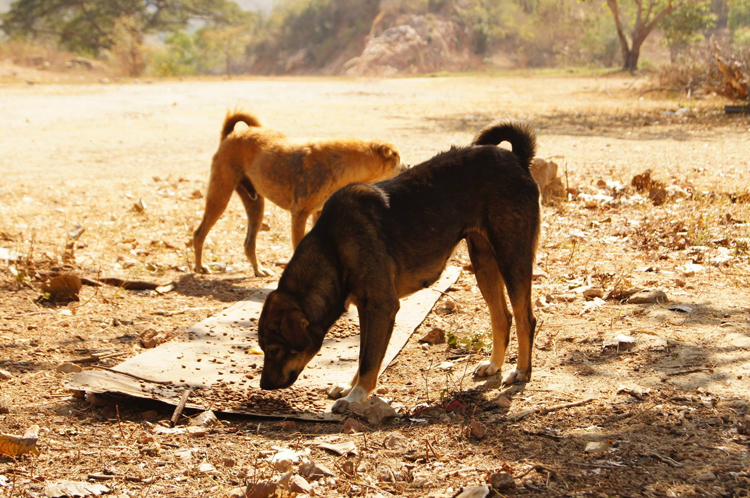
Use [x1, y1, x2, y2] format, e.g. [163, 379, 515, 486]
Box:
[0, 425, 40, 457]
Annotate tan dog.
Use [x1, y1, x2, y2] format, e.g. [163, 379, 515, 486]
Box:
[193, 112, 405, 276]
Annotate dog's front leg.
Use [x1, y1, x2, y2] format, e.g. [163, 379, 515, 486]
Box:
[331, 297, 399, 414]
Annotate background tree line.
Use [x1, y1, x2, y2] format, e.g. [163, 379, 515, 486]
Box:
[1, 0, 748, 77]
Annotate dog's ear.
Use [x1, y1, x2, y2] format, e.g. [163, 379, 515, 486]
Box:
[377, 143, 398, 160]
[280, 309, 310, 351]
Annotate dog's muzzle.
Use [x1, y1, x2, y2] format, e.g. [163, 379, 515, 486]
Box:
[259, 366, 299, 390]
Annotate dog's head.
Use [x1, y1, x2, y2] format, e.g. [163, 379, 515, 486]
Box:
[375, 142, 409, 174]
[258, 290, 319, 390]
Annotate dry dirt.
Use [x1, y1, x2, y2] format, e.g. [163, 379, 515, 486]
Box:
[1, 74, 750, 497]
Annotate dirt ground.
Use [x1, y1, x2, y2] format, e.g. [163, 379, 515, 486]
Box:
[1, 73, 750, 497]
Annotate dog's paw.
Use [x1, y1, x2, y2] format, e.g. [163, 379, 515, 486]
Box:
[331, 398, 351, 414]
[194, 265, 210, 274]
[327, 383, 352, 399]
[473, 360, 500, 377]
[502, 368, 531, 385]
[254, 266, 273, 278]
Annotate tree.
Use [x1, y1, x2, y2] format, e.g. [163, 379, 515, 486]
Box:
[660, 0, 716, 62]
[594, 1, 703, 72]
[196, 14, 257, 77]
[0, 0, 245, 59]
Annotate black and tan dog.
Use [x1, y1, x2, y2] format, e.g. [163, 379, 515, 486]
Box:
[258, 120, 541, 413]
[193, 111, 404, 277]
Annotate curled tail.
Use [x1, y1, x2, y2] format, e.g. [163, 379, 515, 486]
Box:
[221, 111, 262, 141]
[472, 120, 537, 169]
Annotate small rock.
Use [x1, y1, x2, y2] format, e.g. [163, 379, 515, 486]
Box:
[555, 293, 577, 303]
[139, 328, 172, 349]
[488, 471, 514, 490]
[697, 471, 716, 482]
[198, 462, 216, 474]
[186, 426, 208, 437]
[350, 397, 397, 426]
[270, 420, 296, 431]
[56, 363, 83, 374]
[0, 394, 10, 414]
[453, 485, 498, 498]
[41, 275, 82, 301]
[228, 487, 245, 498]
[0, 369, 12, 380]
[490, 395, 512, 409]
[299, 461, 335, 480]
[604, 334, 636, 350]
[223, 457, 236, 467]
[435, 300, 459, 315]
[465, 421, 487, 439]
[289, 475, 312, 494]
[584, 441, 610, 454]
[583, 287, 605, 299]
[245, 480, 277, 498]
[190, 410, 218, 427]
[383, 433, 409, 450]
[419, 327, 446, 345]
[342, 418, 364, 434]
[627, 289, 668, 305]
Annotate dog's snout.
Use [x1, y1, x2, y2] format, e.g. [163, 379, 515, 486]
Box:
[397, 162, 410, 173]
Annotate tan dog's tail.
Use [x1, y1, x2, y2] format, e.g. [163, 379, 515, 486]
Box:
[472, 120, 537, 169]
[221, 111, 262, 141]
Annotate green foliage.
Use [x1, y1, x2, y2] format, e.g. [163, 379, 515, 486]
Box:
[728, 0, 750, 30]
[1, 0, 245, 57]
[661, 0, 716, 60]
[150, 31, 198, 77]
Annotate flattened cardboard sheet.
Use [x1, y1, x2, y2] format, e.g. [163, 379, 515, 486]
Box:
[69, 267, 461, 421]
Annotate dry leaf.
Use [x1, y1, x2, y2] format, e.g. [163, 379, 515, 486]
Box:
[0, 425, 40, 456]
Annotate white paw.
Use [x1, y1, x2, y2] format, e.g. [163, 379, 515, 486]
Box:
[473, 360, 500, 378]
[502, 368, 530, 385]
[195, 265, 210, 274]
[254, 266, 273, 277]
[328, 383, 352, 399]
[332, 398, 351, 414]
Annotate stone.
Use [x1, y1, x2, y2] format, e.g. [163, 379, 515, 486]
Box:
[627, 290, 668, 305]
[41, 275, 82, 301]
[198, 462, 216, 474]
[697, 472, 716, 482]
[0, 369, 12, 380]
[383, 433, 410, 450]
[418, 327, 446, 345]
[465, 421, 487, 439]
[56, 363, 83, 374]
[488, 471, 515, 490]
[139, 328, 172, 349]
[453, 485, 498, 498]
[186, 426, 208, 437]
[190, 410, 218, 427]
[299, 461, 335, 480]
[350, 397, 397, 426]
[289, 475, 312, 494]
[0, 394, 10, 414]
[342, 418, 365, 434]
[584, 441, 610, 454]
[245, 481, 277, 498]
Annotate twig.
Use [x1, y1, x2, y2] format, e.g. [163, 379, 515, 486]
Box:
[425, 439, 440, 460]
[666, 368, 710, 377]
[646, 451, 683, 468]
[509, 398, 595, 422]
[170, 389, 192, 427]
[569, 461, 625, 469]
[153, 307, 212, 317]
[115, 405, 125, 441]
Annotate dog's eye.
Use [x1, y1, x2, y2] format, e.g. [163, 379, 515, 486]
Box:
[266, 346, 285, 359]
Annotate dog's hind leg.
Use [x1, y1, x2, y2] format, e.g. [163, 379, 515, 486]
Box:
[466, 233, 513, 379]
[193, 163, 236, 273]
[290, 209, 312, 249]
[236, 184, 272, 277]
